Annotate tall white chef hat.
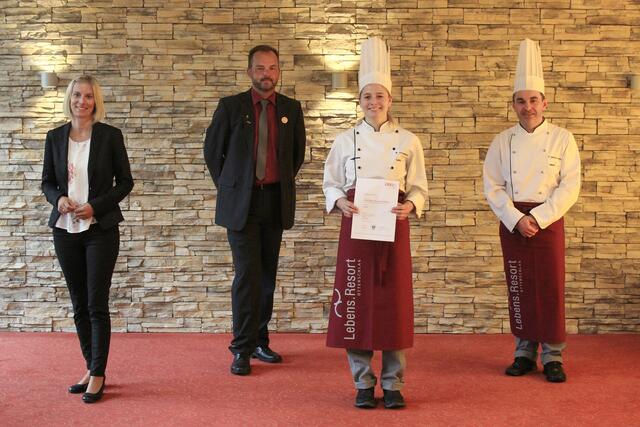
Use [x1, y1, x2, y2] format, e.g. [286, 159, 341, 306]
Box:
[513, 38, 545, 95]
[358, 37, 392, 95]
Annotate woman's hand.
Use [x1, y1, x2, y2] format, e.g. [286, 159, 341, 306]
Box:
[336, 197, 359, 218]
[72, 203, 94, 221]
[391, 200, 415, 220]
[57, 196, 78, 214]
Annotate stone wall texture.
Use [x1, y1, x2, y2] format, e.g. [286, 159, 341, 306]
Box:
[1, 0, 639, 334]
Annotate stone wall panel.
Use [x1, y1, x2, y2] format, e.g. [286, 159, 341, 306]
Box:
[1, 1, 638, 334]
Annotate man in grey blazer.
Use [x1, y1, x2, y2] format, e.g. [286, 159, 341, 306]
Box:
[204, 45, 306, 375]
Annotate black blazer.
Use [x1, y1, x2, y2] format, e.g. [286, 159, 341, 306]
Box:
[41, 121, 134, 230]
[203, 90, 306, 231]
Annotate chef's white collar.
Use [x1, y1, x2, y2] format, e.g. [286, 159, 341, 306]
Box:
[516, 118, 548, 136]
[359, 119, 396, 133]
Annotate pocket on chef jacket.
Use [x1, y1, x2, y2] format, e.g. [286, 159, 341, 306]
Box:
[392, 151, 408, 172]
[547, 154, 562, 176]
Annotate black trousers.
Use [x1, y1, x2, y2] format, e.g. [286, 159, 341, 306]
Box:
[226, 184, 283, 355]
[53, 224, 119, 376]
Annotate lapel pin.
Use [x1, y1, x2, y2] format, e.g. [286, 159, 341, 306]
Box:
[281, 116, 288, 124]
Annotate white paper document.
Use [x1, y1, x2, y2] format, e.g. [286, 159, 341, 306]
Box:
[351, 178, 399, 242]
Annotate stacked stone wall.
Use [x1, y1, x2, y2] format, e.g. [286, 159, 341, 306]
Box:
[1, 1, 638, 333]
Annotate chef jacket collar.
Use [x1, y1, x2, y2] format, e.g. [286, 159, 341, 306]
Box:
[358, 118, 397, 134]
[516, 117, 548, 136]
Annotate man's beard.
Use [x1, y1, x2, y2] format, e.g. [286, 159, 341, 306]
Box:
[253, 78, 276, 91]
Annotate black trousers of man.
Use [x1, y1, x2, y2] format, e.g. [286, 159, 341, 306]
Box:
[226, 184, 283, 356]
[53, 224, 120, 376]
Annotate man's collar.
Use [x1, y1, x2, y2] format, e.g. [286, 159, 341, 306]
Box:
[517, 118, 547, 135]
[250, 88, 277, 105]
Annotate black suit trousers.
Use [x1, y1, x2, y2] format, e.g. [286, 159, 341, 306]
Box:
[53, 224, 119, 376]
[226, 184, 283, 355]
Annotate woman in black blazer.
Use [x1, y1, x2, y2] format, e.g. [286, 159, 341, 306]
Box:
[41, 75, 133, 403]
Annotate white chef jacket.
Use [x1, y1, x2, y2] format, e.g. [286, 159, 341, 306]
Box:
[323, 119, 429, 217]
[483, 119, 581, 231]
[55, 137, 95, 233]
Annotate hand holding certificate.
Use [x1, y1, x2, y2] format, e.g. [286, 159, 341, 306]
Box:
[351, 178, 399, 242]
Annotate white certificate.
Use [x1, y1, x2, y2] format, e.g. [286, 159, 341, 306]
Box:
[351, 178, 399, 242]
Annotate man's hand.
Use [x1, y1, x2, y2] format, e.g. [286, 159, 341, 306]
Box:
[516, 215, 539, 238]
[336, 197, 359, 218]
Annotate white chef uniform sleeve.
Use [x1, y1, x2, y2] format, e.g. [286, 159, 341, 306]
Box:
[405, 136, 429, 218]
[323, 133, 349, 213]
[483, 135, 526, 232]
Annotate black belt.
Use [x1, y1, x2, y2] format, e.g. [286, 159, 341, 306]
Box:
[253, 182, 280, 190]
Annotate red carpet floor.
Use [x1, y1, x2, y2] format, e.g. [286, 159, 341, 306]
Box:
[1, 333, 638, 426]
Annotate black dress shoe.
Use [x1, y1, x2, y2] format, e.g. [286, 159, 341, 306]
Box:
[252, 346, 282, 363]
[231, 353, 251, 375]
[68, 383, 88, 394]
[505, 357, 537, 376]
[82, 377, 105, 404]
[543, 361, 567, 383]
[354, 387, 376, 409]
[383, 389, 406, 409]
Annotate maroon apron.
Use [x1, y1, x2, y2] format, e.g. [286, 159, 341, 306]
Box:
[326, 189, 414, 351]
[499, 202, 566, 343]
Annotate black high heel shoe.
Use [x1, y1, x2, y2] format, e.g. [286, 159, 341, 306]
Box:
[82, 377, 105, 404]
[68, 382, 89, 394]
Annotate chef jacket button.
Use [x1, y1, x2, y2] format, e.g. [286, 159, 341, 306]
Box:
[543, 149, 546, 152]
[541, 171, 544, 174]
[357, 148, 361, 151]
[513, 171, 517, 174]
[358, 166, 361, 169]
[390, 166, 394, 169]
[356, 131, 359, 135]
[395, 130, 399, 133]
[393, 147, 396, 150]
[515, 191, 519, 194]
[512, 151, 516, 154]
[539, 191, 542, 195]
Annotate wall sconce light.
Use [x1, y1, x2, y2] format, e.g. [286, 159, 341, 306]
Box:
[332, 72, 348, 90]
[630, 74, 640, 92]
[40, 71, 58, 88]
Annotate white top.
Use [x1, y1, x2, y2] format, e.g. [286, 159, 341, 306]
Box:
[323, 120, 429, 217]
[55, 137, 94, 233]
[483, 120, 581, 231]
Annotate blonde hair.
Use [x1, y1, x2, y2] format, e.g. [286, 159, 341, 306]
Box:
[63, 75, 105, 123]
